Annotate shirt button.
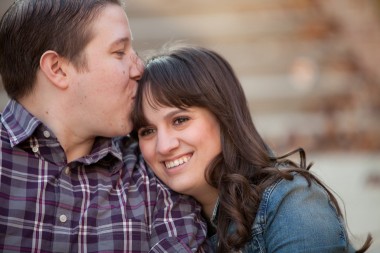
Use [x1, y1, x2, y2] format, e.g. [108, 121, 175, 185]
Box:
[32, 146, 39, 153]
[64, 166, 70, 175]
[43, 130, 51, 138]
[59, 214, 67, 223]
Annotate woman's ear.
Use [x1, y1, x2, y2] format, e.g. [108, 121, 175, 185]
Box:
[39, 50, 69, 89]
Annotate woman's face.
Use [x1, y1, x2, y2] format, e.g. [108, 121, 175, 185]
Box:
[138, 96, 221, 199]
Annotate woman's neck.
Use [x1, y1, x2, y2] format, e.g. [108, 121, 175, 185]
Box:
[194, 186, 219, 220]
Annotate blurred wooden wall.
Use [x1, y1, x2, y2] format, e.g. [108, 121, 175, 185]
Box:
[1, 0, 380, 154]
[126, 0, 380, 154]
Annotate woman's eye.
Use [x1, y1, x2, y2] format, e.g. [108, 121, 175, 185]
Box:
[138, 127, 155, 137]
[173, 116, 189, 125]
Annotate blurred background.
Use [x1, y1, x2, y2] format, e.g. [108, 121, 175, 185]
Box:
[1, 0, 379, 251]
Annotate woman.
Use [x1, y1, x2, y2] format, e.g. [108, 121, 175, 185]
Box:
[132, 45, 372, 252]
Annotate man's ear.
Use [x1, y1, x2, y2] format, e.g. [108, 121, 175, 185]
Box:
[39, 50, 69, 89]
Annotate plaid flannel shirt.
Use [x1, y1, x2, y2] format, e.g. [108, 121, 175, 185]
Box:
[0, 100, 207, 253]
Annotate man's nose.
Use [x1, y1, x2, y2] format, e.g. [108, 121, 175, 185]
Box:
[130, 52, 144, 80]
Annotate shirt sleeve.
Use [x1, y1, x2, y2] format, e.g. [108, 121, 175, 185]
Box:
[135, 157, 208, 253]
[149, 182, 208, 253]
[264, 174, 356, 253]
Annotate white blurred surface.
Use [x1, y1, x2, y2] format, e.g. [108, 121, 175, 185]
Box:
[311, 152, 380, 252]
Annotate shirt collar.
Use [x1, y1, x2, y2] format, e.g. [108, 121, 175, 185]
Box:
[210, 197, 220, 229]
[1, 99, 42, 147]
[1, 100, 126, 172]
[80, 137, 125, 174]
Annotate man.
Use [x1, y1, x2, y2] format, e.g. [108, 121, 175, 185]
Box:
[0, 0, 207, 252]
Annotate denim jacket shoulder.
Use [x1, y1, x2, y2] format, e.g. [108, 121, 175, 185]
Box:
[208, 174, 356, 253]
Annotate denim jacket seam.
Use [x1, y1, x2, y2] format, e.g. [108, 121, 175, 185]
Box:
[253, 177, 284, 236]
[314, 182, 350, 246]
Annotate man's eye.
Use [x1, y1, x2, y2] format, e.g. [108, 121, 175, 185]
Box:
[173, 117, 189, 125]
[115, 51, 125, 56]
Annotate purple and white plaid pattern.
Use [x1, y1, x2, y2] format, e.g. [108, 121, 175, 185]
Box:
[0, 100, 207, 253]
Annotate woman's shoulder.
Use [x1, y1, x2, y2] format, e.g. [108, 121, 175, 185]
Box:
[252, 173, 354, 252]
[255, 172, 340, 234]
[261, 172, 327, 209]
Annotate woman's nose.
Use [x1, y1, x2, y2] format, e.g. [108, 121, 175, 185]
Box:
[156, 130, 179, 155]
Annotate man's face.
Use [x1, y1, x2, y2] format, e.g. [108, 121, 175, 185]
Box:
[67, 4, 143, 138]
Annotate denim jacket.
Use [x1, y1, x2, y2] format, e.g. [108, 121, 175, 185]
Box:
[208, 174, 356, 253]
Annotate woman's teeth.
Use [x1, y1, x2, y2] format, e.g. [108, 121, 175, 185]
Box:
[165, 156, 190, 169]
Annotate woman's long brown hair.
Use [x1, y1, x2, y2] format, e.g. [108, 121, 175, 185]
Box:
[132, 45, 372, 252]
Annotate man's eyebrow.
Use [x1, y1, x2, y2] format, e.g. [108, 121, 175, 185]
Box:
[111, 37, 130, 47]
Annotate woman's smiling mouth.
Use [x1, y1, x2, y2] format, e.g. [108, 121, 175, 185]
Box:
[164, 155, 191, 169]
